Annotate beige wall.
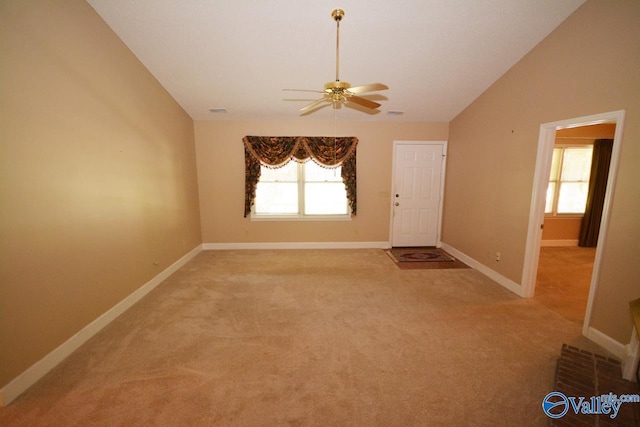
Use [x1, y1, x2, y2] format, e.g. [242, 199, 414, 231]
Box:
[555, 123, 616, 139]
[444, 0, 640, 343]
[195, 120, 448, 244]
[542, 218, 582, 242]
[0, 1, 202, 387]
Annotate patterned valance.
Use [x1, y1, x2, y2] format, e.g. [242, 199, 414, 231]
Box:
[243, 136, 358, 217]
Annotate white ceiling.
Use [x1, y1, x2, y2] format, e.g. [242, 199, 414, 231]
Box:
[87, 0, 585, 123]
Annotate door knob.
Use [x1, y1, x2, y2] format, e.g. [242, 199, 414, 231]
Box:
[395, 202, 400, 206]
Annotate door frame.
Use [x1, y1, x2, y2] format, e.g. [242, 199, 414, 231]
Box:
[521, 110, 638, 380]
[388, 140, 448, 248]
[521, 110, 624, 304]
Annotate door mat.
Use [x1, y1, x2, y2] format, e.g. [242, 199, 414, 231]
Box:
[384, 247, 469, 270]
[548, 344, 639, 425]
[386, 247, 455, 263]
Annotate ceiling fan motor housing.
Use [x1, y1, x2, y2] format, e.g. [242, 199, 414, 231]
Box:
[325, 81, 351, 102]
[324, 81, 351, 91]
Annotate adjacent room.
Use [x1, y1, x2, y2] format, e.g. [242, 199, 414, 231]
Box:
[535, 123, 616, 323]
[1, 1, 639, 425]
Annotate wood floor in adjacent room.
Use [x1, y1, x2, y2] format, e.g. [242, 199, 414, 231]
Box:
[534, 246, 596, 324]
[0, 249, 610, 426]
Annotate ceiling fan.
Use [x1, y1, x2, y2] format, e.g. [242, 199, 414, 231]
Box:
[284, 9, 389, 114]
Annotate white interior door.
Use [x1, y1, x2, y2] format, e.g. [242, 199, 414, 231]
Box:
[391, 142, 445, 247]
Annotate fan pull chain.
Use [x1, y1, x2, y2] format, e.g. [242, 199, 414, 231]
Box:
[333, 106, 338, 176]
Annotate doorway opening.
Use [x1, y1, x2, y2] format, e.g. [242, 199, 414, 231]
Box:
[533, 123, 615, 324]
[521, 110, 625, 334]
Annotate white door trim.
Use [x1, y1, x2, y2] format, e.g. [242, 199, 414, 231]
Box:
[522, 109, 638, 380]
[521, 110, 625, 323]
[389, 140, 447, 248]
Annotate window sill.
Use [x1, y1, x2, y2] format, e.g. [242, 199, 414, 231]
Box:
[250, 214, 352, 222]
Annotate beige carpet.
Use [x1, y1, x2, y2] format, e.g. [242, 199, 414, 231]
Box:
[535, 246, 596, 324]
[0, 249, 615, 426]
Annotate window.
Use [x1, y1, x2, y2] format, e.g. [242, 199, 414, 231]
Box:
[253, 159, 349, 219]
[545, 146, 593, 215]
[243, 135, 358, 218]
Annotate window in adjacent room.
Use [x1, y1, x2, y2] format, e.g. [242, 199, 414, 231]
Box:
[253, 159, 349, 219]
[545, 145, 593, 215]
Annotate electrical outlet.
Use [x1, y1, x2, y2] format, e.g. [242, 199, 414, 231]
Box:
[495, 252, 501, 262]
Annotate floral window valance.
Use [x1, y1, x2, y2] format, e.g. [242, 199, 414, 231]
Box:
[243, 136, 358, 217]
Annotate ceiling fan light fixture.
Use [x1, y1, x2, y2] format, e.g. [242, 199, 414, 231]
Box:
[283, 9, 389, 115]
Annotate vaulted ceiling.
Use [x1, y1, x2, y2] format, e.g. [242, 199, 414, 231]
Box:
[87, 0, 585, 122]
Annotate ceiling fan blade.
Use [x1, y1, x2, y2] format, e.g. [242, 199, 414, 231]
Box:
[283, 88, 326, 94]
[300, 97, 330, 113]
[347, 83, 389, 95]
[347, 95, 381, 109]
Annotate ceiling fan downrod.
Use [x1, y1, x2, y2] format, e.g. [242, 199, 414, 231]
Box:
[332, 9, 344, 83]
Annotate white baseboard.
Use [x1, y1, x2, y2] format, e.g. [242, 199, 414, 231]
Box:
[622, 330, 639, 382]
[540, 239, 579, 247]
[0, 245, 203, 407]
[584, 326, 640, 381]
[440, 242, 525, 297]
[202, 241, 390, 250]
[584, 326, 627, 360]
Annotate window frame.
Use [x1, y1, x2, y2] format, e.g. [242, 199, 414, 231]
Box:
[251, 159, 352, 221]
[545, 144, 593, 218]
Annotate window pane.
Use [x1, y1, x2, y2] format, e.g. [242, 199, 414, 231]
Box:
[545, 182, 556, 214]
[561, 147, 592, 182]
[253, 159, 350, 218]
[305, 183, 348, 214]
[305, 160, 342, 182]
[557, 182, 589, 214]
[549, 148, 562, 180]
[254, 182, 298, 214]
[259, 161, 298, 182]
